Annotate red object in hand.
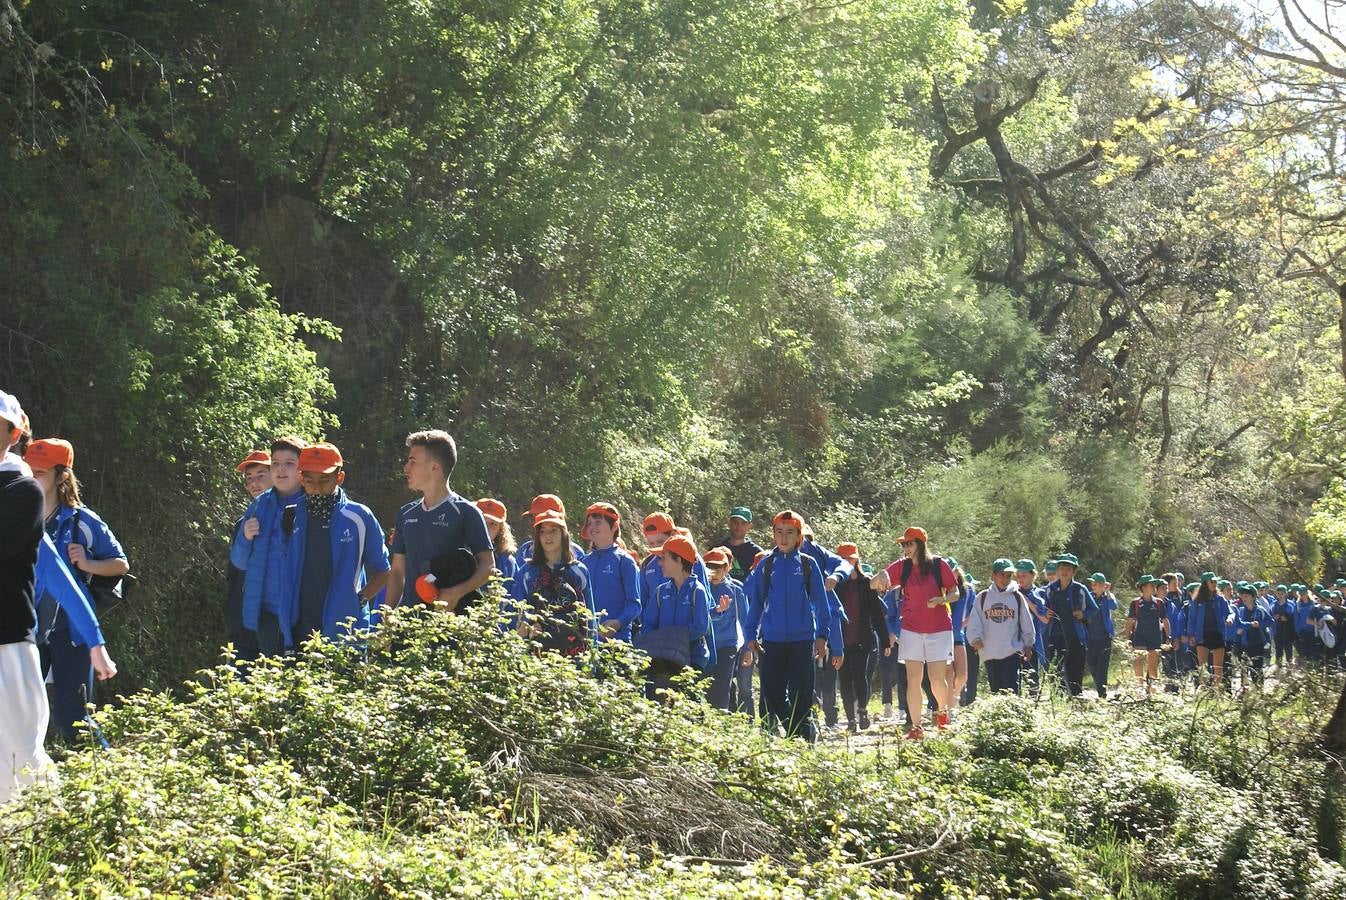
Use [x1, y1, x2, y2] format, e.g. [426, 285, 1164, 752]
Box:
[415, 574, 439, 603]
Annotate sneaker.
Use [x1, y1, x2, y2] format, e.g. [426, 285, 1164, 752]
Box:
[883, 703, 894, 720]
[904, 725, 925, 741]
[858, 712, 871, 730]
[935, 710, 950, 730]
[847, 720, 859, 734]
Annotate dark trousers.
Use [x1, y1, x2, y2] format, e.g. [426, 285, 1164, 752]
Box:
[1086, 640, 1111, 698]
[39, 626, 94, 744]
[1273, 624, 1294, 665]
[760, 640, 817, 742]
[733, 650, 755, 716]
[1026, 648, 1043, 697]
[962, 643, 980, 706]
[870, 650, 899, 705]
[838, 644, 873, 725]
[706, 648, 737, 711]
[254, 610, 285, 657]
[814, 654, 838, 726]
[1052, 636, 1086, 696]
[984, 655, 1022, 694]
[1296, 631, 1320, 664]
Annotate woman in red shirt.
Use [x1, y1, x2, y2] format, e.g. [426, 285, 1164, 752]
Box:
[871, 527, 958, 739]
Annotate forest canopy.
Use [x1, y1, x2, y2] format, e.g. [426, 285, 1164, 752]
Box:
[1, 0, 1344, 691]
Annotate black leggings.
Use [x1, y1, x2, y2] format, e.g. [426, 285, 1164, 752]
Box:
[838, 644, 873, 722]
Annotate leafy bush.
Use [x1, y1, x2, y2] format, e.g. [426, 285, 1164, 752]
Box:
[2, 604, 1344, 897]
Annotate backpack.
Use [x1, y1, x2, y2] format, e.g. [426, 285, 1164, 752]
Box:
[761, 551, 819, 603]
[1318, 615, 1338, 650]
[976, 587, 1029, 621]
[898, 556, 948, 592]
[527, 564, 588, 657]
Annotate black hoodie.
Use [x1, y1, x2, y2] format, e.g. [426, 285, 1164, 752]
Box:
[1, 465, 44, 644]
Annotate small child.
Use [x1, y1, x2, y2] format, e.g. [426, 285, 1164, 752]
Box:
[1124, 575, 1168, 694]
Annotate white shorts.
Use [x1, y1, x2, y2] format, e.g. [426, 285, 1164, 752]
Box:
[898, 629, 954, 664]
[0, 640, 55, 803]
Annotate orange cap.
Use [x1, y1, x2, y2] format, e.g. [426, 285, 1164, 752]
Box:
[898, 526, 928, 544]
[527, 494, 565, 517]
[836, 542, 860, 561]
[25, 438, 74, 470]
[585, 502, 620, 525]
[642, 512, 675, 534]
[236, 449, 271, 472]
[772, 510, 806, 531]
[660, 535, 697, 566]
[415, 574, 439, 603]
[704, 546, 732, 567]
[298, 442, 343, 474]
[533, 510, 567, 530]
[476, 498, 507, 523]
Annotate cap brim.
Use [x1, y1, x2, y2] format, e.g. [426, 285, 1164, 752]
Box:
[300, 464, 341, 475]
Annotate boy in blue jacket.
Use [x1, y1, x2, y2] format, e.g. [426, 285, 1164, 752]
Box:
[1045, 554, 1097, 697]
[1231, 584, 1273, 690]
[741, 510, 831, 743]
[581, 502, 641, 642]
[231, 436, 309, 654]
[290, 444, 390, 647]
[1085, 573, 1117, 699]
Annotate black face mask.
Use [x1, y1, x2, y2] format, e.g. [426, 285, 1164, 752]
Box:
[307, 490, 339, 526]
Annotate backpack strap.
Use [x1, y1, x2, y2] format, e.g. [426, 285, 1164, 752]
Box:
[763, 551, 816, 603]
[899, 556, 945, 590]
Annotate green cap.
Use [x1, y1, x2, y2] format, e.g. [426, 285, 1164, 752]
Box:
[1275, 584, 1287, 592]
[1185, 583, 1199, 592]
[1172, 572, 1184, 582]
[1199, 572, 1216, 582]
[965, 573, 977, 584]
[1217, 579, 1231, 589]
[860, 562, 874, 578]
[1056, 553, 1080, 568]
[729, 506, 752, 523]
[1254, 581, 1268, 589]
[1088, 572, 1107, 584]
[1335, 579, 1346, 587]
[1015, 558, 1037, 573]
[1137, 575, 1156, 587]
[946, 557, 959, 570]
[1238, 584, 1256, 596]
[992, 558, 1015, 573]
[1044, 560, 1059, 573]
[1234, 581, 1249, 590]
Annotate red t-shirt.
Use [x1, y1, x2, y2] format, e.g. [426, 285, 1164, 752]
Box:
[886, 557, 956, 634]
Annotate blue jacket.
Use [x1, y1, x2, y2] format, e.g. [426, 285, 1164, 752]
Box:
[35, 532, 104, 648]
[1026, 586, 1048, 657]
[1045, 579, 1096, 645]
[881, 588, 901, 638]
[950, 585, 973, 642]
[42, 505, 121, 647]
[297, 491, 390, 644]
[1231, 603, 1274, 649]
[709, 578, 746, 650]
[231, 487, 305, 631]
[1087, 591, 1117, 640]
[1293, 599, 1319, 634]
[1165, 593, 1185, 639]
[642, 576, 711, 655]
[742, 548, 829, 644]
[493, 551, 519, 596]
[825, 591, 845, 658]
[582, 545, 642, 641]
[1181, 596, 1232, 641]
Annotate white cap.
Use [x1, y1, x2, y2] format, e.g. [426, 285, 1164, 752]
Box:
[0, 390, 24, 432]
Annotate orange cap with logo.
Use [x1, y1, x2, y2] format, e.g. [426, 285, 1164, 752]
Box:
[642, 512, 675, 535]
[476, 498, 507, 524]
[660, 535, 698, 566]
[298, 442, 343, 474]
[236, 449, 271, 472]
[585, 502, 620, 525]
[527, 494, 565, 518]
[772, 510, 806, 531]
[898, 526, 928, 544]
[703, 546, 732, 568]
[836, 542, 860, 562]
[25, 438, 74, 470]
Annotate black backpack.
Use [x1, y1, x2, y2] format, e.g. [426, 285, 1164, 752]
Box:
[527, 563, 588, 657]
[898, 556, 948, 591]
[760, 551, 818, 602]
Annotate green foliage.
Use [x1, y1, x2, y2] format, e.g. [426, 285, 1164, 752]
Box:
[4, 611, 1344, 896]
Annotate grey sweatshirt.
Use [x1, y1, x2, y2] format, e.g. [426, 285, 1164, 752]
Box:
[964, 583, 1037, 660]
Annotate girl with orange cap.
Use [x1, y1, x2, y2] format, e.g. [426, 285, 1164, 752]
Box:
[704, 546, 747, 712]
[638, 535, 711, 701]
[25, 437, 127, 744]
[476, 498, 518, 594]
[508, 510, 597, 658]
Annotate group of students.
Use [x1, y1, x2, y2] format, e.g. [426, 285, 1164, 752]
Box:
[6, 408, 1345, 804]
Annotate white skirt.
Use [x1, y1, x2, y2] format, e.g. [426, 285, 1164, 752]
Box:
[0, 640, 55, 803]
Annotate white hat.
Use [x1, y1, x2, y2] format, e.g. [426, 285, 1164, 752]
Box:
[0, 390, 24, 432]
